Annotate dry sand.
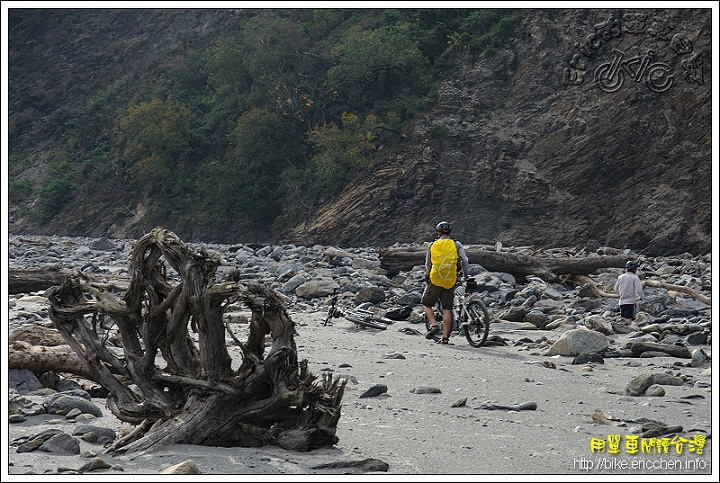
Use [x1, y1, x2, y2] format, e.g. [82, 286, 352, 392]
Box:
[4, 310, 717, 480]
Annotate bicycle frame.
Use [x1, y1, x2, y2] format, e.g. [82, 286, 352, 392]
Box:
[455, 289, 474, 324]
[429, 286, 474, 329]
[324, 288, 340, 326]
[448, 285, 476, 331]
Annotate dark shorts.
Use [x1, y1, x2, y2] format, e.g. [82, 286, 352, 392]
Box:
[619, 304, 637, 320]
[421, 283, 454, 310]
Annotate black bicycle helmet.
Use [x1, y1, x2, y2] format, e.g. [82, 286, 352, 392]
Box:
[436, 221, 452, 233]
[625, 260, 638, 270]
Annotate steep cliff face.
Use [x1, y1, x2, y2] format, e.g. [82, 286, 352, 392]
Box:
[286, 8, 712, 256]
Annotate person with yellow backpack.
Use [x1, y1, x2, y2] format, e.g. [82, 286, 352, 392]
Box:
[422, 221, 470, 344]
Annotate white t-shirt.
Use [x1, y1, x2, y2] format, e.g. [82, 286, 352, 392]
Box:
[614, 271, 644, 305]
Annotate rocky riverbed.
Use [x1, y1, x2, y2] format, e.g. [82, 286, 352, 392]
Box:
[5, 234, 714, 476]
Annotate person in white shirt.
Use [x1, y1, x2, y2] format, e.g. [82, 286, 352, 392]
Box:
[614, 260, 644, 324]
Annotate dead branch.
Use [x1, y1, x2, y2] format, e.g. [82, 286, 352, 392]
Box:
[643, 279, 711, 306]
[566, 274, 618, 298]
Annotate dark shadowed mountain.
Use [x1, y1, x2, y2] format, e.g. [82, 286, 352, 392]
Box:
[7, 8, 713, 256]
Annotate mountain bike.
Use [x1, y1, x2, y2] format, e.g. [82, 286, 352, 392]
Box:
[343, 308, 394, 330]
[423, 277, 490, 347]
[324, 288, 342, 326]
[324, 288, 394, 330]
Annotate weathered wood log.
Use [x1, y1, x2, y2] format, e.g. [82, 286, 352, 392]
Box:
[379, 245, 629, 281]
[45, 227, 346, 455]
[643, 279, 711, 306]
[9, 268, 130, 295]
[566, 274, 619, 298]
[8, 341, 96, 380]
[9, 268, 71, 294]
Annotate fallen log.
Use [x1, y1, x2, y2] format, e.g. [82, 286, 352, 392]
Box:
[9, 268, 129, 295]
[379, 245, 629, 281]
[643, 279, 711, 306]
[9, 268, 71, 294]
[8, 341, 96, 380]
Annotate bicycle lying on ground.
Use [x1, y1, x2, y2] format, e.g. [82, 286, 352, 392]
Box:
[324, 288, 395, 330]
[423, 277, 491, 347]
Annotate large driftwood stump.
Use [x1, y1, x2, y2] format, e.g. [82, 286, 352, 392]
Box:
[379, 245, 629, 281]
[45, 227, 346, 454]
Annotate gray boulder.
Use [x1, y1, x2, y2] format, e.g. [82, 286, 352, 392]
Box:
[281, 273, 306, 293]
[625, 372, 684, 396]
[546, 328, 609, 356]
[72, 424, 117, 442]
[354, 286, 386, 304]
[523, 310, 548, 328]
[45, 393, 103, 417]
[90, 237, 117, 251]
[8, 368, 44, 394]
[499, 306, 529, 322]
[295, 279, 339, 299]
[39, 432, 81, 455]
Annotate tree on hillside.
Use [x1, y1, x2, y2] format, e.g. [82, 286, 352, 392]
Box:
[327, 24, 430, 112]
[307, 111, 379, 197]
[197, 107, 304, 226]
[118, 98, 193, 184]
[9, 8, 526, 240]
[45, 227, 346, 454]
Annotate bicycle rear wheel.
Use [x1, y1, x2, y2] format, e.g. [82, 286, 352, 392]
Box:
[463, 299, 490, 347]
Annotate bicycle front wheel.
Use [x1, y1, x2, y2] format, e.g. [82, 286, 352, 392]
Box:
[463, 300, 490, 347]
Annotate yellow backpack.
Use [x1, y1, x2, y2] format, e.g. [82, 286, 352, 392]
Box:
[429, 238, 459, 289]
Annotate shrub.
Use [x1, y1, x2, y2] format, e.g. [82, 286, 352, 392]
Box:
[9, 178, 34, 204]
[429, 122, 448, 137]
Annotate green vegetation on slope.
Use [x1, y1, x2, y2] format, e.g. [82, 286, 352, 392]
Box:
[8, 8, 522, 240]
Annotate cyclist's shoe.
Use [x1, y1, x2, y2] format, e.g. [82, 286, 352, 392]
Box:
[440, 337, 450, 344]
[425, 325, 440, 339]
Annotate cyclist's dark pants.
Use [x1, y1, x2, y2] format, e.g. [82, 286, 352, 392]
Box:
[619, 303, 637, 320]
[421, 282, 453, 310]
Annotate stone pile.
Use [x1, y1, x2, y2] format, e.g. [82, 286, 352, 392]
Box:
[8, 234, 712, 353]
[6, 234, 713, 474]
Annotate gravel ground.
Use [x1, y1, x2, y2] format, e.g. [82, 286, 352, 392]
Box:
[5, 308, 715, 478]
